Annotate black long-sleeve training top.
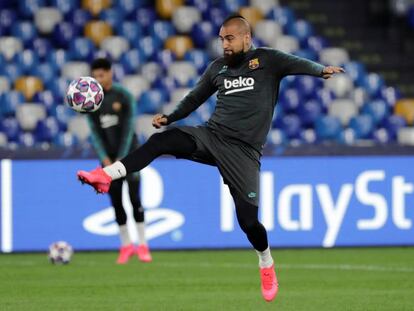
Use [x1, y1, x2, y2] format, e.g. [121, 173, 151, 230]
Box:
[166, 47, 325, 153]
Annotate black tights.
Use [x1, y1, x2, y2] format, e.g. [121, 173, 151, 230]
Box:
[109, 177, 144, 226]
[121, 128, 268, 251]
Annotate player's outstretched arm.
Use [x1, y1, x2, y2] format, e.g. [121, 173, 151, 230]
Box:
[152, 114, 168, 129]
[322, 66, 345, 79]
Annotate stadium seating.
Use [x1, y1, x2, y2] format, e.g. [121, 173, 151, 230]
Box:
[14, 76, 44, 101]
[156, 0, 184, 19]
[34, 7, 62, 34]
[84, 21, 113, 46]
[82, 0, 111, 16]
[0, 0, 410, 150]
[16, 103, 46, 131]
[165, 36, 194, 59]
[394, 99, 414, 125]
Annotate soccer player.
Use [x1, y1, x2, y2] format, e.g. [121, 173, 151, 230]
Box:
[78, 15, 344, 300]
[86, 58, 152, 264]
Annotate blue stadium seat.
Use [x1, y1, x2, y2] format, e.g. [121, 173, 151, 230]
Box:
[35, 117, 60, 142]
[190, 0, 213, 17]
[11, 22, 38, 47]
[30, 63, 58, 87]
[267, 6, 296, 30]
[343, 61, 367, 87]
[293, 49, 318, 62]
[184, 49, 210, 74]
[279, 88, 304, 112]
[276, 114, 302, 139]
[100, 9, 124, 28]
[267, 129, 288, 146]
[138, 89, 169, 114]
[293, 76, 322, 99]
[312, 88, 335, 109]
[149, 21, 176, 43]
[65, 9, 92, 29]
[297, 99, 323, 127]
[112, 62, 127, 82]
[69, 38, 94, 61]
[0, 91, 25, 117]
[154, 49, 176, 69]
[204, 7, 226, 32]
[135, 36, 162, 60]
[18, 0, 45, 18]
[362, 73, 385, 98]
[93, 49, 112, 60]
[135, 8, 156, 33]
[33, 90, 57, 115]
[0, 9, 16, 34]
[305, 36, 328, 53]
[18, 132, 36, 147]
[29, 38, 52, 61]
[53, 22, 79, 49]
[47, 49, 73, 72]
[287, 20, 314, 44]
[315, 116, 342, 141]
[348, 114, 374, 139]
[378, 86, 401, 107]
[362, 100, 389, 125]
[373, 128, 391, 144]
[0, 63, 24, 83]
[120, 49, 145, 74]
[153, 76, 179, 94]
[52, 104, 76, 126]
[117, 21, 143, 45]
[0, 117, 20, 142]
[382, 115, 406, 140]
[54, 132, 78, 148]
[116, 0, 140, 18]
[300, 128, 317, 144]
[220, 0, 248, 13]
[49, 77, 70, 101]
[191, 21, 215, 48]
[51, 0, 77, 15]
[15, 50, 39, 74]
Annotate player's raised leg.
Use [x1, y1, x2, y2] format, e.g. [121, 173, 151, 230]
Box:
[231, 187, 279, 302]
[77, 128, 196, 192]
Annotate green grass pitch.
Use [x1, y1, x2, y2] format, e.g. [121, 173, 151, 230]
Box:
[1, 248, 413, 311]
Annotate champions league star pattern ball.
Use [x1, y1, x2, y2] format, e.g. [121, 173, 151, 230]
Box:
[65, 76, 104, 113]
[48, 241, 74, 264]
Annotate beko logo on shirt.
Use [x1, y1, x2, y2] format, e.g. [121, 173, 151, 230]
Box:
[223, 76, 255, 95]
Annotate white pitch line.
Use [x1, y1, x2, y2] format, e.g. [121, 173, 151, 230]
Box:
[0, 259, 413, 273]
[1, 159, 12, 253]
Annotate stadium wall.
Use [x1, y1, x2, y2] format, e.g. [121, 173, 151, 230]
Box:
[0, 156, 413, 252]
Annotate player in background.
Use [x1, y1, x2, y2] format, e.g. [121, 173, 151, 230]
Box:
[87, 58, 152, 264]
[78, 16, 344, 300]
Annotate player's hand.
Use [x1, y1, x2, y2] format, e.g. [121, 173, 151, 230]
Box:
[322, 66, 345, 79]
[152, 114, 168, 129]
[102, 157, 112, 167]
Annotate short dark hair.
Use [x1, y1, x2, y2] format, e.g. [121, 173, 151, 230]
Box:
[91, 58, 112, 71]
[222, 13, 251, 34]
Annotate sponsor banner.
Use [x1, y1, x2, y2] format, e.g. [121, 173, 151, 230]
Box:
[1, 156, 413, 252]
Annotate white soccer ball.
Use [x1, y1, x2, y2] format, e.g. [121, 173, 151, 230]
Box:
[48, 241, 73, 264]
[65, 76, 104, 113]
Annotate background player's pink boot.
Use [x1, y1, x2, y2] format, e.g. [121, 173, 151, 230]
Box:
[77, 167, 112, 193]
[136, 244, 152, 262]
[260, 264, 279, 302]
[117, 244, 135, 264]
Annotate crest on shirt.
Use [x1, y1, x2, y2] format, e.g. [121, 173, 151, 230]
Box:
[248, 58, 259, 69]
[112, 102, 121, 112]
[219, 65, 228, 74]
